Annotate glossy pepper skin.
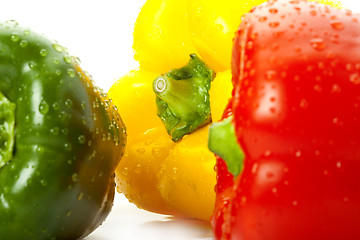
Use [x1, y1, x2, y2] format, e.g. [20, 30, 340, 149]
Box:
[213, 0, 360, 239]
[0, 21, 126, 239]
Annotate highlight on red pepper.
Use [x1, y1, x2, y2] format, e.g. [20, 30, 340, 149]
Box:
[0, 21, 126, 239]
[209, 0, 360, 239]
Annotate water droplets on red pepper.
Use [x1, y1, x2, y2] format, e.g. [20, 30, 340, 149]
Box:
[310, 38, 327, 51]
[350, 73, 360, 84]
[330, 21, 344, 30]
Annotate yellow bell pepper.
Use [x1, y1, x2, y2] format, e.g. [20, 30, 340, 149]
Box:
[109, 0, 257, 221]
[109, 0, 342, 221]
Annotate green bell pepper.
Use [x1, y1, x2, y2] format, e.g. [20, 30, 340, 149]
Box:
[0, 21, 126, 239]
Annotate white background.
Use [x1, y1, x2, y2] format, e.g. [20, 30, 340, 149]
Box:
[0, 1, 359, 239]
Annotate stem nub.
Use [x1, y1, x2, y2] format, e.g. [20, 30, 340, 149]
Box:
[153, 54, 215, 141]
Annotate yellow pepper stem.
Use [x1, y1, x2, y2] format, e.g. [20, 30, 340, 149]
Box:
[153, 54, 215, 142]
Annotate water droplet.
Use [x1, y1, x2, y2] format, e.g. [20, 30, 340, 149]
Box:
[81, 117, 87, 126]
[136, 148, 145, 154]
[37, 146, 44, 153]
[292, 200, 298, 206]
[77, 192, 84, 201]
[39, 100, 49, 115]
[317, 62, 325, 69]
[72, 173, 79, 182]
[265, 70, 277, 80]
[55, 69, 62, 76]
[266, 171, 274, 179]
[332, 117, 343, 126]
[67, 69, 75, 78]
[314, 84, 322, 92]
[64, 142, 72, 151]
[66, 210, 72, 217]
[50, 127, 59, 135]
[246, 41, 254, 50]
[62, 128, 69, 135]
[269, 22, 280, 28]
[310, 38, 327, 51]
[122, 167, 129, 176]
[295, 150, 302, 158]
[152, 147, 164, 158]
[10, 34, 20, 42]
[263, 151, 272, 157]
[327, 51, 335, 59]
[331, 21, 344, 30]
[294, 45, 302, 53]
[331, 84, 341, 93]
[269, 8, 278, 14]
[331, 34, 340, 44]
[346, 63, 353, 71]
[19, 40, 28, 48]
[40, 49, 48, 57]
[52, 58, 60, 65]
[80, 102, 86, 109]
[102, 133, 107, 141]
[65, 99, 73, 108]
[350, 73, 360, 84]
[23, 29, 30, 35]
[300, 99, 309, 109]
[345, 10, 352, 16]
[258, 16, 267, 22]
[336, 161, 342, 168]
[28, 62, 37, 69]
[52, 43, 63, 52]
[64, 56, 72, 64]
[40, 179, 47, 186]
[52, 102, 60, 111]
[78, 135, 86, 144]
[310, 10, 317, 16]
[135, 164, 142, 174]
[6, 20, 19, 26]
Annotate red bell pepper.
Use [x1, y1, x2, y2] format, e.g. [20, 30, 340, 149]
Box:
[209, 0, 360, 239]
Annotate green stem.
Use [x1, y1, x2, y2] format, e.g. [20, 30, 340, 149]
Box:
[208, 116, 244, 177]
[153, 54, 215, 142]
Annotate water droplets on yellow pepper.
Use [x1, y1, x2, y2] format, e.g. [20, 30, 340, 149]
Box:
[112, 0, 265, 221]
[110, 0, 343, 221]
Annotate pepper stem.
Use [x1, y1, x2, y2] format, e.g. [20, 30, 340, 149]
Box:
[208, 116, 244, 177]
[153, 54, 215, 141]
[0, 91, 15, 168]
